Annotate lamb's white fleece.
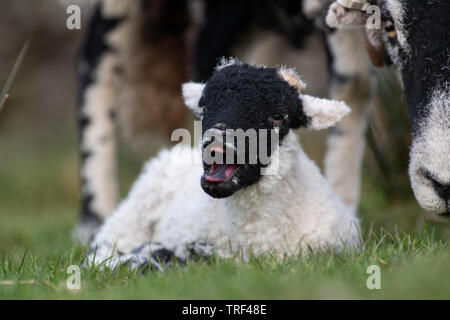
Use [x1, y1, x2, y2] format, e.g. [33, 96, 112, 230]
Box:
[89, 131, 360, 267]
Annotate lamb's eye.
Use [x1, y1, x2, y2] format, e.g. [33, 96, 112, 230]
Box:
[268, 114, 284, 126]
[384, 20, 397, 39]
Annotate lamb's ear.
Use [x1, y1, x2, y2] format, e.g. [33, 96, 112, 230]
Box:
[301, 95, 351, 130]
[182, 82, 205, 118]
[278, 69, 306, 93]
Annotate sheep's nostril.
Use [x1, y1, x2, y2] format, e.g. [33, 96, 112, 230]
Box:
[442, 186, 450, 201]
[423, 170, 450, 200]
[202, 129, 224, 149]
[213, 123, 227, 130]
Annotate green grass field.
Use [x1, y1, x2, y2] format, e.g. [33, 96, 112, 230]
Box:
[1, 120, 450, 300]
[3, 0, 449, 301]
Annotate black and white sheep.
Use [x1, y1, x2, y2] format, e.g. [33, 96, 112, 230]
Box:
[327, 0, 450, 216]
[87, 61, 361, 269]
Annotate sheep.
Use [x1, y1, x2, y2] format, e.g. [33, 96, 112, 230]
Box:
[74, 0, 191, 242]
[326, 0, 450, 216]
[86, 60, 361, 270]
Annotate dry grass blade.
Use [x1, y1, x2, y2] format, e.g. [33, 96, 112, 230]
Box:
[43, 280, 60, 291]
[0, 39, 31, 114]
[0, 94, 9, 109]
[0, 279, 35, 285]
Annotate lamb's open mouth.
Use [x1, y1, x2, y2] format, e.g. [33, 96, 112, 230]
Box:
[203, 145, 240, 183]
[205, 163, 240, 183]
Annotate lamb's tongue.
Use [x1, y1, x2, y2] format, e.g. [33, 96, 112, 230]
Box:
[205, 164, 238, 183]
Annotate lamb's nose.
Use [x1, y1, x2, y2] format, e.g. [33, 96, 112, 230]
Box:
[424, 170, 450, 200]
[202, 127, 225, 148]
[213, 123, 227, 130]
[436, 183, 450, 201]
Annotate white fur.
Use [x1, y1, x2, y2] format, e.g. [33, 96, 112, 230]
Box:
[303, 0, 330, 19]
[326, 28, 369, 76]
[384, 0, 410, 60]
[79, 55, 120, 220]
[278, 67, 307, 93]
[215, 57, 244, 71]
[302, 94, 351, 130]
[181, 82, 205, 119]
[88, 129, 360, 267]
[323, 27, 375, 208]
[326, 2, 368, 29]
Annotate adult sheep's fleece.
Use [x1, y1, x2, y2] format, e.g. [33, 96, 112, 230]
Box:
[87, 60, 361, 270]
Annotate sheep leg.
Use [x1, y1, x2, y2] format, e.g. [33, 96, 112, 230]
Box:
[119, 241, 214, 271]
[324, 28, 376, 209]
[88, 239, 214, 271]
[118, 242, 170, 271]
[74, 5, 123, 244]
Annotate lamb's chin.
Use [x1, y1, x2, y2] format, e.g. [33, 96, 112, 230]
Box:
[200, 162, 263, 198]
[200, 174, 238, 199]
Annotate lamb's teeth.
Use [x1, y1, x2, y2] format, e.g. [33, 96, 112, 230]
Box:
[210, 146, 226, 154]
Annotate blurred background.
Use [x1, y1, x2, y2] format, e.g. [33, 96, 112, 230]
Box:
[0, 0, 447, 259]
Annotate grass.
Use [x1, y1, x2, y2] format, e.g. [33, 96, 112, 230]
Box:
[1, 230, 450, 299]
[1, 120, 450, 299]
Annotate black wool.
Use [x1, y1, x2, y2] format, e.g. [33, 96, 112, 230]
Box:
[200, 63, 309, 136]
[392, 0, 450, 133]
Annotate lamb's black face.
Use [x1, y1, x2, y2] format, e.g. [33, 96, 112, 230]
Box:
[198, 64, 308, 198]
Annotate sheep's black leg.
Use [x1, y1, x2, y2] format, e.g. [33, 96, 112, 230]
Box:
[74, 4, 124, 243]
[323, 28, 377, 209]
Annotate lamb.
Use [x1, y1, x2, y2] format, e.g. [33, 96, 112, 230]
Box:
[75, 0, 376, 242]
[87, 60, 361, 269]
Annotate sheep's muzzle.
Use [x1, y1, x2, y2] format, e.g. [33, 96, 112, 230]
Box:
[204, 145, 240, 183]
